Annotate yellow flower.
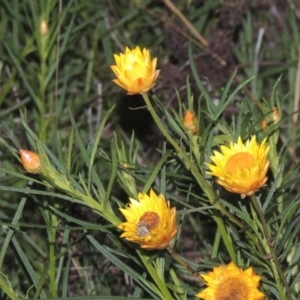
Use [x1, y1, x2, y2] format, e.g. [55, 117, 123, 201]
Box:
[111, 46, 160, 95]
[206, 136, 270, 199]
[196, 261, 265, 300]
[20, 149, 41, 174]
[118, 189, 178, 250]
[182, 110, 198, 134]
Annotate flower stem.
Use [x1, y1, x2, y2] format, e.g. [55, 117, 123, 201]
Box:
[142, 92, 238, 260]
[138, 249, 174, 300]
[250, 195, 291, 300]
[166, 246, 203, 282]
[48, 212, 58, 298]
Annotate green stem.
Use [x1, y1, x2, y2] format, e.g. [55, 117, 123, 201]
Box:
[38, 20, 50, 141]
[0, 275, 19, 300]
[138, 249, 173, 300]
[250, 195, 291, 300]
[190, 134, 201, 165]
[42, 170, 120, 226]
[74, 191, 120, 225]
[166, 246, 203, 282]
[72, 191, 120, 226]
[143, 93, 237, 260]
[48, 212, 58, 298]
[169, 268, 185, 297]
[39, 59, 47, 142]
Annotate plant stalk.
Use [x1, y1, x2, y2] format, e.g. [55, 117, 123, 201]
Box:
[167, 246, 204, 282]
[250, 195, 291, 300]
[143, 92, 237, 261]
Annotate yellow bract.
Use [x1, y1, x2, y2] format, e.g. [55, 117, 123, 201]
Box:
[111, 46, 160, 95]
[118, 189, 178, 250]
[206, 136, 270, 199]
[196, 261, 265, 300]
[20, 149, 41, 174]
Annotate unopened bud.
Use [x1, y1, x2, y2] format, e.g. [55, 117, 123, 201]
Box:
[271, 107, 280, 123]
[261, 107, 280, 130]
[39, 20, 48, 36]
[20, 149, 41, 173]
[261, 119, 267, 130]
[183, 110, 198, 134]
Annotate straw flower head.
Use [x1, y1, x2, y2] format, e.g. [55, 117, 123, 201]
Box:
[20, 149, 41, 174]
[118, 189, 178, 250]
[196, 261, 265, 300]
[206, 136, 270, 199]
[111, 46, 160, 95]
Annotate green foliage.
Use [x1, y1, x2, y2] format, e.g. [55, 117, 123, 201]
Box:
[1, 1, 300, 299]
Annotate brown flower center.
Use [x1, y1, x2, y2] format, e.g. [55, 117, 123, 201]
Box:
[215, 276, 250, 300]
[136, 211, 160, 237]
[225, 152, 255, 174]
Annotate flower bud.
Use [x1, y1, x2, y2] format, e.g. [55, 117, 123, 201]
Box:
[261, 119, 267, 130]
[183, 110, 198, 134]
[39, 19, 48, 36]
[271, 107, 280, 123]
[20, 149, 41, 173]
[261, 107, 280, 130]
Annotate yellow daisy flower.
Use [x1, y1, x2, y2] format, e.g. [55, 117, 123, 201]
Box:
[118, 190, 178, 250]
[206, 136, 270, 199]
[111, 46, 160, 95]
[196, 261, 265, 300]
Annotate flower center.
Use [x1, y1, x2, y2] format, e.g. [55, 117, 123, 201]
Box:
[215, 276, 250, 300]
[136, 211, 160, 237]
[225, 152, 255, 174]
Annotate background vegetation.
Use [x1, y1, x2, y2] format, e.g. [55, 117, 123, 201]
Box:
[0, 0, 300, 299]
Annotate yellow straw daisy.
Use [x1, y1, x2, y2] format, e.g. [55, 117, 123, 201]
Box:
[118, 189, 178, 250]
[206, 136, 270, 199]
[196, 261, 265, 300]
[111, 46, 160, 95]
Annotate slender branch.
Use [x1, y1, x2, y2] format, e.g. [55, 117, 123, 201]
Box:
[162, 0, 208, 48]
[167, 246, 203, 282]
[142, 93, 238, 260]
[142, 93, 265, 257]
[250, 195, 292, 300]
[138, 249, 174, 300]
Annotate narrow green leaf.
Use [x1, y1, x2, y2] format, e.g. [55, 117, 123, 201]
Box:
[142, 151, 171, 193]
[213, 76, 254, 121]
[103, 140, 118, 207]
[86, 235, 161, 298]
[88, 104, 115, 191]
[11, 235, 47, 298]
